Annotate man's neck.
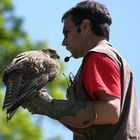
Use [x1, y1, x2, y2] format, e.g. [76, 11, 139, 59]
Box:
[83, 36, 107, 56]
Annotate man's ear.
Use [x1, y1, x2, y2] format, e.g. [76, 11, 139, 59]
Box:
[80, 19, 91, 33]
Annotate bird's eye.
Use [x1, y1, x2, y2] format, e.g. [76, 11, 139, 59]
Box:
[52, 50, 56, 54]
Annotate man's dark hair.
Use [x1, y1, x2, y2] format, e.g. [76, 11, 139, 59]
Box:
[62, 0, 112, 40]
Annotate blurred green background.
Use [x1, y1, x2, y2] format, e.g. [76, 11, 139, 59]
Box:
[0, 0, 67, 140]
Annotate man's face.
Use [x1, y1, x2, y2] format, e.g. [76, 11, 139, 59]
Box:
[62, 15, 84, 58]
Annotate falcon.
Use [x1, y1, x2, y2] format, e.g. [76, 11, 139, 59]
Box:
[2, 48, 60, 121]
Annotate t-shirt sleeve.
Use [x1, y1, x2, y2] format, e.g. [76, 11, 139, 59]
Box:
[82, 52, 121, 100]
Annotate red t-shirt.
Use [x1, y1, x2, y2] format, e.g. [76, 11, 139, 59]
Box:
[82, 52, 121, 100]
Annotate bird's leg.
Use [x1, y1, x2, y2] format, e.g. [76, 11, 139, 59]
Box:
[22, 89, 53, 114]
[36, 89, 53, 102]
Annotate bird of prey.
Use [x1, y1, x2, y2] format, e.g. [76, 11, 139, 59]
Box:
[2, 48, 60, 121]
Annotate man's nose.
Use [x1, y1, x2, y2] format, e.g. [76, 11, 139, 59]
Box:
[62, 38, 66, 46]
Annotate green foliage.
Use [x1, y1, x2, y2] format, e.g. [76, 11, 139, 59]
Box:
[0, 90, 42, 140]
[48, 136, 62, 140]
[0, 0, 67, 140]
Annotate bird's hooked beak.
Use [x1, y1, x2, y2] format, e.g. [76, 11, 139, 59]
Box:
[51, 54, 60, 60]
[56, 54, 60, 59]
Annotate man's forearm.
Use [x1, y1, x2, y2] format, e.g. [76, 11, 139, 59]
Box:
[50, 100, 97, 128]
[27, 98, 97, 129]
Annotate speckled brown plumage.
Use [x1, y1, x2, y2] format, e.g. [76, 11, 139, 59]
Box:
[2, 48, 60, 121]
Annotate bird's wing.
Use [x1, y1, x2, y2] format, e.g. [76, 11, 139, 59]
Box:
[2, 72, 22, 110]
[3, 51, 37, 109]
[2, 51, 39, 120]
[6, 73, 49, 120]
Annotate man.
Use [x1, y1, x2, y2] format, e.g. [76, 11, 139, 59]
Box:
[23, 1, 140, 139]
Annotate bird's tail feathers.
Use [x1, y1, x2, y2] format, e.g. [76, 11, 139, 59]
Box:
[6, 74, 49, 118]
[6, 109, 17, 122]
[2, 86, 14, 110]
[3, 74, 22, 110]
